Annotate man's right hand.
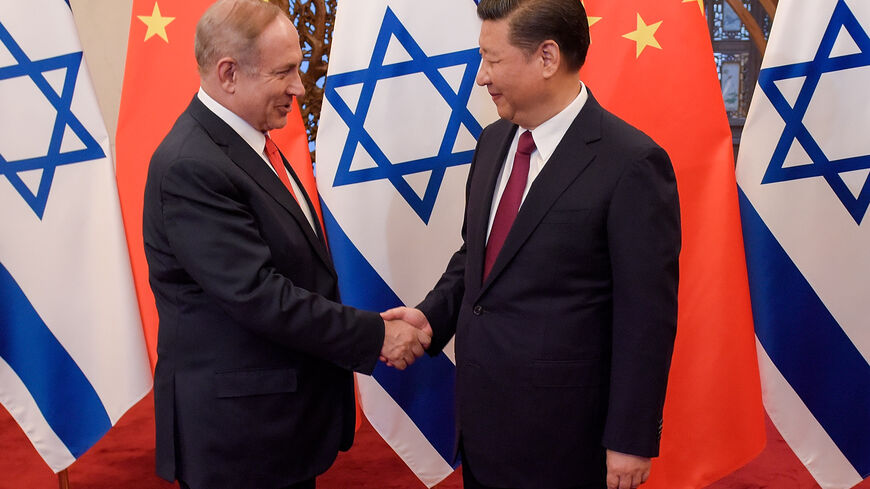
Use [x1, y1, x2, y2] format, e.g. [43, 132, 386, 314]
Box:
[380, 319, 431, 370]
[381, 307, 432, 338]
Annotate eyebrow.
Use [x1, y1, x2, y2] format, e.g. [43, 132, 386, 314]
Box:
[272, 63, 296, 72]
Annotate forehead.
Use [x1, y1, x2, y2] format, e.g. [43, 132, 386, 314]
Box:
[256, 17, 302, 64]
[479, 18, 513, 53]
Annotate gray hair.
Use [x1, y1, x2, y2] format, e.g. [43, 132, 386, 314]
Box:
[194, 0, 285, 73]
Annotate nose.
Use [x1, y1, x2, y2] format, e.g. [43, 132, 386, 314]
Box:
[289, 70, 306, 98]
[475, 64, 489, 87]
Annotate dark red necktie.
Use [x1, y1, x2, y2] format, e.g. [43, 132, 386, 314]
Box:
[264, 134, 298, 203]
[484, 130, 535, 280]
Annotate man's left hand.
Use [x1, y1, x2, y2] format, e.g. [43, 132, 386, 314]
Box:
[606, 449, 651, 489]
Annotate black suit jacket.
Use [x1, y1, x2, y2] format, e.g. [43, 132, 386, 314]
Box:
[143, 96, 384, 489]
[418, 93, 680, 488]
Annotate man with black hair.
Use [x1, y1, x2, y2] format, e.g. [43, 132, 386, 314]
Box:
[383, 1, 680, 488]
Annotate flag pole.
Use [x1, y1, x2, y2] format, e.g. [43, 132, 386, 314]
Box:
[58, 469, 70, 489]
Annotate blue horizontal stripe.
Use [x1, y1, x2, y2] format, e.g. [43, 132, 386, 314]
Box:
[322, 202, 458, 466]
[0, 262, 111, 458]
[739, 189, 870, 477]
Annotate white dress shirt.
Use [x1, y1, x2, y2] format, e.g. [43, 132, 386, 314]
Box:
[197, 88, 317, 234]
[486, 83, 589, 241]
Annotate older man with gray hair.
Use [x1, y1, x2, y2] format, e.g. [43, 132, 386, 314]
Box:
[142, 1, 431, 488]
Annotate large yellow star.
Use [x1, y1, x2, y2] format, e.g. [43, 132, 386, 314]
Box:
[582, 1, 602, 27]
[622, 13, 663, 59]
[137, 2, 175, 43]
[683, 0, 705, 15]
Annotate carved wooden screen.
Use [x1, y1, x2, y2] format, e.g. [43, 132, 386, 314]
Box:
[707, 0, 774, 156]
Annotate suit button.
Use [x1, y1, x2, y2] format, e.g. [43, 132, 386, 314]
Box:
[473, 305, 483, 316]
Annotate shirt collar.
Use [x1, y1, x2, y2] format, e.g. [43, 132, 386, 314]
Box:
[198, 87, 267, 157]
[523, 82, 588, 163]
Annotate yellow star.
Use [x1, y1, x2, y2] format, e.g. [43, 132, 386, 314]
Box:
[582, 1, 602, 27]
[683, 0, 705, 15]
[622, 13, 663, 59]
[137, 2, 175, 43]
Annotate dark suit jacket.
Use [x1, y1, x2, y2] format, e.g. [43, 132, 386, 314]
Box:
[143, 96, 384, 489]
[418, 93, 681, 489]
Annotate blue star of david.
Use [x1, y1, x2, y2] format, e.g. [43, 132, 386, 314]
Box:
[0, 19, 105, 219]
[323, 7, 483, 223]
[758, 0, 870, 224]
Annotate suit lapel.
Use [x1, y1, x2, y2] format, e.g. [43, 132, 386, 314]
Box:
[478, 95, 605, 295]
[281, 152, 327, 239]
[187, 96, 336, 277]
[278, 150, 335, 266]
[467, 121, 517, 288]
[227, 142, 334, 273]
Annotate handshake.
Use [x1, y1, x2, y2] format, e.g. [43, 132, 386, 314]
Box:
[378, 307, 431, 370]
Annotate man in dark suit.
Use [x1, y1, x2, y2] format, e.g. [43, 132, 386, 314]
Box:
[142, 1, 430, 488]
[382, 1, 680, 488]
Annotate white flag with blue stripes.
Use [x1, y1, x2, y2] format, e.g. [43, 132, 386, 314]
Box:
[736, 1, 870, 488]
[0, 0, 152, 472]
[316, 0, 497, 485]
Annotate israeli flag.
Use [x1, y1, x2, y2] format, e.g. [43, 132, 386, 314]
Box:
[0, 0, 151, 472]
[316, 0, 497, 485]
[736, 1, 870, 487]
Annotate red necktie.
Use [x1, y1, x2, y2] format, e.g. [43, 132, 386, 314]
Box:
[484, 130, 535, 280]
[264, 134, 298, 203]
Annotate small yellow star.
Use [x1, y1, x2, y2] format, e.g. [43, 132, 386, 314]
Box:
[683, 0, 705, 15]
[622, 13, 663, 59]
[137, 2, 175, 43]
[582, 1, 602, 27]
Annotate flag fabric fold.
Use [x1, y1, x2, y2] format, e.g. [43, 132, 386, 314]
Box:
[115, 0, 317, 370]
[736, 1, 870, 488]
[316, 0, 498, 485]
[0, 0, 151, 472]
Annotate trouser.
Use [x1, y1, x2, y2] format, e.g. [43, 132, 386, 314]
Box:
[460, 442, 600, 489]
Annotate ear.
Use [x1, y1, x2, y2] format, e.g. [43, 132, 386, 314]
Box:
[216, 57, 239, 94]
[539, 40, 561, 79]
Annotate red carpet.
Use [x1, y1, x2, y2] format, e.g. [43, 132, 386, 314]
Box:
[1, 392, 867, 489]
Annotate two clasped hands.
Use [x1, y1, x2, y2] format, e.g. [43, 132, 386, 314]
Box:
[377, 307, 431, 370]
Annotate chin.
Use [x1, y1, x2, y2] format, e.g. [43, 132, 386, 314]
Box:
[496, 108, 513, 122]
[268, 118, 289, 131]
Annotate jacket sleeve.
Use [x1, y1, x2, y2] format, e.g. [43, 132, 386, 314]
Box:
[416, 125, 490, 354]
[601, 144, 681, 457]
[157, 156, 384, 375]
[418, 241, 466, 355]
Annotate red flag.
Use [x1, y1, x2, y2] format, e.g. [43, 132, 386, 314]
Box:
[115, 1, 318, 371]
[580, 1, 766, 487]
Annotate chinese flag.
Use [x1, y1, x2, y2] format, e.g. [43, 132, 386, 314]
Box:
[115, 1, 320, 372]
[580, 1, 766, 488]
